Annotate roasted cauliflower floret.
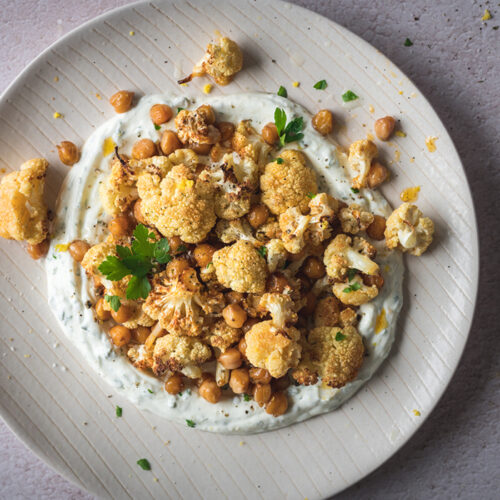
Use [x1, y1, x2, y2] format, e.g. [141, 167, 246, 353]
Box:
[323, 234, 379, 280]
[265, 238, 287, 273]
[255, 217, 281, 242]
[332, 275, 379, 306]
[101, 299, 155, 329]
[214, 218, 258, 245]
[212, 240, 267, 293]
[207, 320, 242, 352]
[232, 121, 272, 169]
[385, 202, 434, 256]
[127, 345, 154, 371]
[308, 193, 337, 245]
[314, 296, 341, 328]
[244, 320, 301, 378]
[175, 106, 221, 146]
[259, 293, 297, 329]
[137, 164, 216, 243]
[0, 158, 49, 245]
[152, 334, 212, 376]
[168, 148, 199, 168]
[292, 325, 364, 388]
[279, 206, 311, 254]
[261, 150, 317, 215]
[348, 139, 378, 189]
[339, 203, 374, 234]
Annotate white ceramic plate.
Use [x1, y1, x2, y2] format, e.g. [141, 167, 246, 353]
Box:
[0, 1, 478, 498]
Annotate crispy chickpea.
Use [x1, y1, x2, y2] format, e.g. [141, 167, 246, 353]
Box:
[261, 122, 279, 145]
[218, 348, 243, 370]
[109, 90, 134, 113]
[238, 337, 247, 358]
[374, 116, 396, 141]
[168, 235, 185, 255]
[272, 376, 290, 392]
[131, 138, 157, 160]
[249, 367, 272, 385]
[266, 391, 288, 416]
[133, 326, 151, 344]
[302, 291, 317, 316]
[111, 304, 133, 324]
[193, 243, 216, 268]
[287, 248, 307, 262]
[366, 214, 387, 241]
[229, 367, 250, 394]
[314, 296, 340, 327]
[109, 325, 131, 347]
[160, 130, 182, 155]
[108, 215, 131, 238]
[133, 200, 147, 225]
[56, 141, 79, 166]
[247, 204, 269, 229]
[165, 372, 184, 395]
[69, 240, 90, 262]
[150, 103, 173, 125]
[26, 239, 50, 260]
[362, 273, 385, 289]
[180, 267, 200, 292]
[199, 376, 222, 404]
[254, 383, 272, 407]
[222, 303, 247, 329]
[367, 161, 389, 189]
[95, 297, 111, 321]
[242, 317, 259, 334]
[302, 256, 326, 279]
[190, 142, 212, 155]
[217, 121, 235, 141]
[312, 109, 334, 135]
[266, 273, 289, 294]
[166, 257, 190, 280]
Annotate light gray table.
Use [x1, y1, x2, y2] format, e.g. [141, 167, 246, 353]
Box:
[1, 1, 498, 498]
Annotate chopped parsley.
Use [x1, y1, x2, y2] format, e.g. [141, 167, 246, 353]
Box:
[335, 331, 346, 341]
[243, 393, 251, 402]
[275, 157, 284, 164]
[206, 262, 212, 269]
[306, 192, 317, 199]
[404, 38, 413, 47]
[136, 458, 151, 471]
[343, 282, 361, 293]
[186, 419, 196, 428]
[341, 90, 359, 102]
[105, 295, 121, 312]
[258, 246, 268, 258]
[177, 107, 185, 113]
[115, 406, 123, 417]
[274, 107, 304, 146]
[147, 388, 154, 394]
[351, 187, 359, 194]
[277, 86, 288, 97]
[154, 124, 161, 130]
[313, 79, 327, 90]
[347, 268, 358, 282]
[176, 245, 187, 254]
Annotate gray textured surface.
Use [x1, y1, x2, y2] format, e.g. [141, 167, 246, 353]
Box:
[0, 0, 499, 498]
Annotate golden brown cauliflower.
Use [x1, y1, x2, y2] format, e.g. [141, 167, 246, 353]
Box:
[264, 239, 288, 273]
[314, 296, 341, 328]
[168, 148, 199, 168]
[278, 206, 311, 254]
[152, 334, 212, 376]
[348, 139, 378, 189]
[232, 121, 272, 170]
[307, 193, 337, 245]
[259, 293, 298, 328]
[214, 218, 258, 245]
[175, 107, 221, 146]
[137, 164, 216, 243]
[0, 158, 49, 245]
[127, 345, 154, 372]
[332, 275, 379, 306]
[212, 240, 267, 293]
[339, 203, 374, 234]
[292, 325, 364, 388]
[207, 320, 242, 352]
[244, 320, 301, 378]
[385, 202, 434, 256]
[261, 150, 317, 215]
[255, 217, 281, 242]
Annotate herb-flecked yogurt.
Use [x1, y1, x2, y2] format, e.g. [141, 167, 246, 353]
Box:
[46, 93, 403, 434]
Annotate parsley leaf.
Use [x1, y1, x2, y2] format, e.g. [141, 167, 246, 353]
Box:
[343, 282, 362, 293]
[258, 246, 268, 258]
[281, 116, 304, 146]
[127, 276, 151, 300]
[274, 108, 287, 135]
[335, 331, 346, 341]
[177, 107, 185, 113]
[147, 388, 154, 394]
[351, 187, 360, 194]
[313, 79, 327, 90]
[99, 256, 130, 281]
[341, 90, 359, 102]
[277, 86, 288, 97]
[137, 458, 151, 470]
[186, 419, 196, 428]
[115, 405, 123, 417]
[105, 295, 122, 312]
[116, 245, 133, 260]
[154, 124, 161, 130]
[347, 268, 358, 282]
[243, 393, 251, 402]
[176, 245, 187, 254]
[306, 192, 316, 199]
[154, 238, 171, 264]
[131, 224, 156, 258]
[404, 38, 413, 47]
[275, 157, 284, 164]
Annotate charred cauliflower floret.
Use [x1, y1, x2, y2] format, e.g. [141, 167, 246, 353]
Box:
[232, 121, 272, 169]
[332, 275, 379, 306]
[245, 320, 301, 378]
[212, 240, 267, 293]
[348, 139, 378, 189]
[259, 293, 298, 329]
[137, 164, 216, 243]
[175, 106, 221, 146]
[323, 234, 379, 280]
[314, 296, 341, 328]
[339, 203, 374, 235]
[308, 193, 337, 245]
[385, 202, 434, 256]
[279, 206, 311, 254]
[152, 334, 212, 376]
[255, 217, 281, 242]
[292, 326, 364, 388]
[127, 345, 154, 372]
[214, 218, 258, 245]
[0, 158, 49, 245]
[207, 320, 242, 352]
[261, 150, 317, 215]
[264, 239, 287, 273]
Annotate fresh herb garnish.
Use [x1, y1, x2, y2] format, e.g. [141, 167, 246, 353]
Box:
[404, 38, 413, 47]
[341, 90, 359, 102]
[306, 192, 316, 199]
[186, 419, 196, 428]
[351, 187, 359, 194]
[343, 282, 362, 293]
[313, 79, 327, 90]
[147, 388, 154, 394]
[274, 107, 304, 146]
[154, 124, 161, 130]
[176, 245, 187, 254]
[98, 224, 171, 300]
[243, 393, 251, 402]
[177, 107, 185, 113]
[258, 246, 268, 258]
[105, 295, 121, 312]
[277, 86, 288, 97]
[335, 331, 346, 341]
[116, 406, 123, 417]
[275, 157, 284, 164]
[206, 262, 212, 269]
[137, 458, 151, 470]
[347, 268, 358, 282]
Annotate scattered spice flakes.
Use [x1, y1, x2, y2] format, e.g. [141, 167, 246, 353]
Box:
[53, 76, 59, 82]
[400, 186, 420, 202]
[153, 477, 159, 482]
[95, 93, 102, 100]
[24, 354, 31, 358]
[366, 132, 375, 141]
[115, 405, 123, 417]
[413, 409, 421, 417]
[180, 83, 188, 87]
[375, 308, 388, 334]
[394, 150, 401, 162]
[404, 38, 413, 47]
[395, 130, 406, 137]
[368, 105, 375, 114]
[55, 243, 70, 252]
[409, 157, 415, 163]
[342, 90, 358, 102]
[292, 81, 300, 87]
[203, 83, 212, 94]
[186, 419, 196, 428]
[313, 79, 327, 90]
[481, 9, 492, 21]
[129, 30, 135, 36]
[239, 441, 245, 446]
[425, 136, 438, 152]
[53, 111, 62, 119]
[137, 458, 151, 470]
[398, 90, 404, 95]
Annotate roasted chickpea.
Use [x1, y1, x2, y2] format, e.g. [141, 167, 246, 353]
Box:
[69, 240, 90, 262]
[362, 273, 385, 289]
[312, 109, 334, 135]
[26, 239, 50, 260]
[109, 90, 134, 113]
[261, 122, 279, 145]
[109, 325, 131, 347]
[314, 296, 340, 327]
[210, 144, 229, 162]
[266, 273, 289, 294]
[242, 317, 259, 334]
[302, 256, 326, 279]
[108, 215, 131, 238]
[190, 142, 212, 155]
[193, 243, 216, 268]
[238, 337, 248, 359]
[254, 383, 272, 407]
[111, 304, 133, 324]
[287, 248, 307, 262]
[165, 372, 184, 395]
[150, 103, 173, 125]
[367, 161, 389, 189]
[247, 204, 269, 229]
[131, 138, 157, 160]
[374, 116, 396, 141]
[56, 141, 79, 166]
[133, 326, 151, 344]
[266, 391, 288, 416]
[249, 367, 272, 385]
[166, 257, 190, 280]
[199, 376, 222, 404]
[133, 199, 147, 225]
[229, 368, 250, 394]
[222, 303, 247, 329]
[180, 267, 200, 291]
[302, 291, 317, 316]
[366, 214, 387, 241]
[95, 297, 111, 321]
[160, 130, 181, 155]
[168, 235, 185, 255]
[217, 121, 235, 141]
[218, 348, 243, 370]
[197, 104, 216, 124]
